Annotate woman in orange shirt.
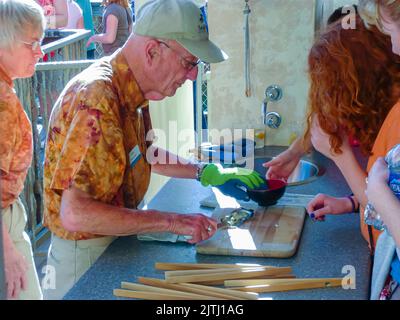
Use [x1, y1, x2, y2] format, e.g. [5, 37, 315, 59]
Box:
[0, 0, 45, 299]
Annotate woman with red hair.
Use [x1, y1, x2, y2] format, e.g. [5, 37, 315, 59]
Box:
[264, 15, 400, 250]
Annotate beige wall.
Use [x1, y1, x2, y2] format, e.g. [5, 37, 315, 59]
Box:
[207, 0, 315, 146]
[144, 82, 195, 204]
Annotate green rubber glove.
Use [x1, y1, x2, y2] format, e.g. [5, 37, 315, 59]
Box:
[200, 163, 264, 189]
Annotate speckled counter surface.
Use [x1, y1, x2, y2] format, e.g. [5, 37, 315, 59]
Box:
[64, 147, 371, 300]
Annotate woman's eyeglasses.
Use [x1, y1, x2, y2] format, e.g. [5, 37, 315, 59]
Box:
[19, 39, 43, 51]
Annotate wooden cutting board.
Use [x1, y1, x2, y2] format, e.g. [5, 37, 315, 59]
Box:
[196, 205, 306, 258]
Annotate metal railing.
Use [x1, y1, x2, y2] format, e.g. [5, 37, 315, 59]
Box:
[91, 0, 105, 58]
[195, 62, 210, 146]
[41, 29, 90, 62]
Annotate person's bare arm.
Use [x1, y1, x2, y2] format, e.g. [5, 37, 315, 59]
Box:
[310, 116, 367, 208]
[86, 14, 118, 47]
[333, 149, 368, 208]
[147, 146, 198, 179]
[60, 185, 217, 243]
[77, 16, 84, 29]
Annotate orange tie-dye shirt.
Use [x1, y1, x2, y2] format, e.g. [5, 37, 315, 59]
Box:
[43, 50, 152, 240]
[0, 65, 33, 209]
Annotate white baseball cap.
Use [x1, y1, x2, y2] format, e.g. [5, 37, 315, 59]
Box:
[133, 0, 228, 63]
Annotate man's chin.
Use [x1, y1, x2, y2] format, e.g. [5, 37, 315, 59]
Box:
[144, 88, 178, 100]
[144, 92, 167, 101]
[164, 90, 177, 99]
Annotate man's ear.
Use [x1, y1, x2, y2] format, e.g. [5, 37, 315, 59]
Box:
[145, 40, 160, 67]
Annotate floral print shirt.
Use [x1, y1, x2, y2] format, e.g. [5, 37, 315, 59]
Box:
[43, 50, 152, 240]
[0, 65, 33, 209]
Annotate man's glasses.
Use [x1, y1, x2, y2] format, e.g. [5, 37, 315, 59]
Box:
[19, 39, 43, 51]
[158, 41, 201, 71]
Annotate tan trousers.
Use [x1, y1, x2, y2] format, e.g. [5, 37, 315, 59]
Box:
[2, 199, 43, 300]
[42, 234, 116, 300]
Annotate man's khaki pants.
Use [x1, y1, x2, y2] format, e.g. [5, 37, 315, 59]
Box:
[2, 199, 43, 300]
[42, 234, 115, 300]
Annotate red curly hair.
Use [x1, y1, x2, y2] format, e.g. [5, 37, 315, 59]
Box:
[303, 16, 400, 155]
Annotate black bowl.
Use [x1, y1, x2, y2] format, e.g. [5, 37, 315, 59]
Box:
[247, 179, 286, 206]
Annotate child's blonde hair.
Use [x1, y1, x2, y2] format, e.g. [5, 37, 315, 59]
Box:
[359, 0, 400, 31]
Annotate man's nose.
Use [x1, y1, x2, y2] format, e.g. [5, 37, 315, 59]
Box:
[186, 65, 199, 81]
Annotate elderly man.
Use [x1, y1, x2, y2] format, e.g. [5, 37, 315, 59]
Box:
[0, 0, 45, 299]
[42, 0, 263, 299]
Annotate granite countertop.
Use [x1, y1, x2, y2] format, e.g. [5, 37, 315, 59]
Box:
[64, 146, 371, 300]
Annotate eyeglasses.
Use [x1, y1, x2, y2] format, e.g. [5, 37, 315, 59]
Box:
[19, 39, 42, 51]
[157, 41, 201, 71]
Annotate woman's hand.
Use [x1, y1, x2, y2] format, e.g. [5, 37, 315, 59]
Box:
[263, 137, 305, 181]
[263, 148, 301, 181]
[306, 193, 354, 221]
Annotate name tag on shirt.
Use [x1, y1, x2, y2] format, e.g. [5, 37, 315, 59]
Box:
[129, 145, 142, 168]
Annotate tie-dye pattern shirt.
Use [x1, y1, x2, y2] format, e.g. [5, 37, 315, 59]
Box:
[43, 50, 152, 240]
[0, 65, 33, 209]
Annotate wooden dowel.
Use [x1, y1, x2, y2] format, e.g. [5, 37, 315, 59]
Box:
[192, 274, 296, 286]
[155, 262, 273, 271]
[224, 278, 342, 287]
[114, 289, 211, 300]
[165, 266, 290, 278]
[229, 278, 344, 293]
[178, 282, 259, 300]
[196, 274, 296, 286]
[121, 282, 220, 300]
[165, 267, 293, 284]
[137, 277, 255, 300]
